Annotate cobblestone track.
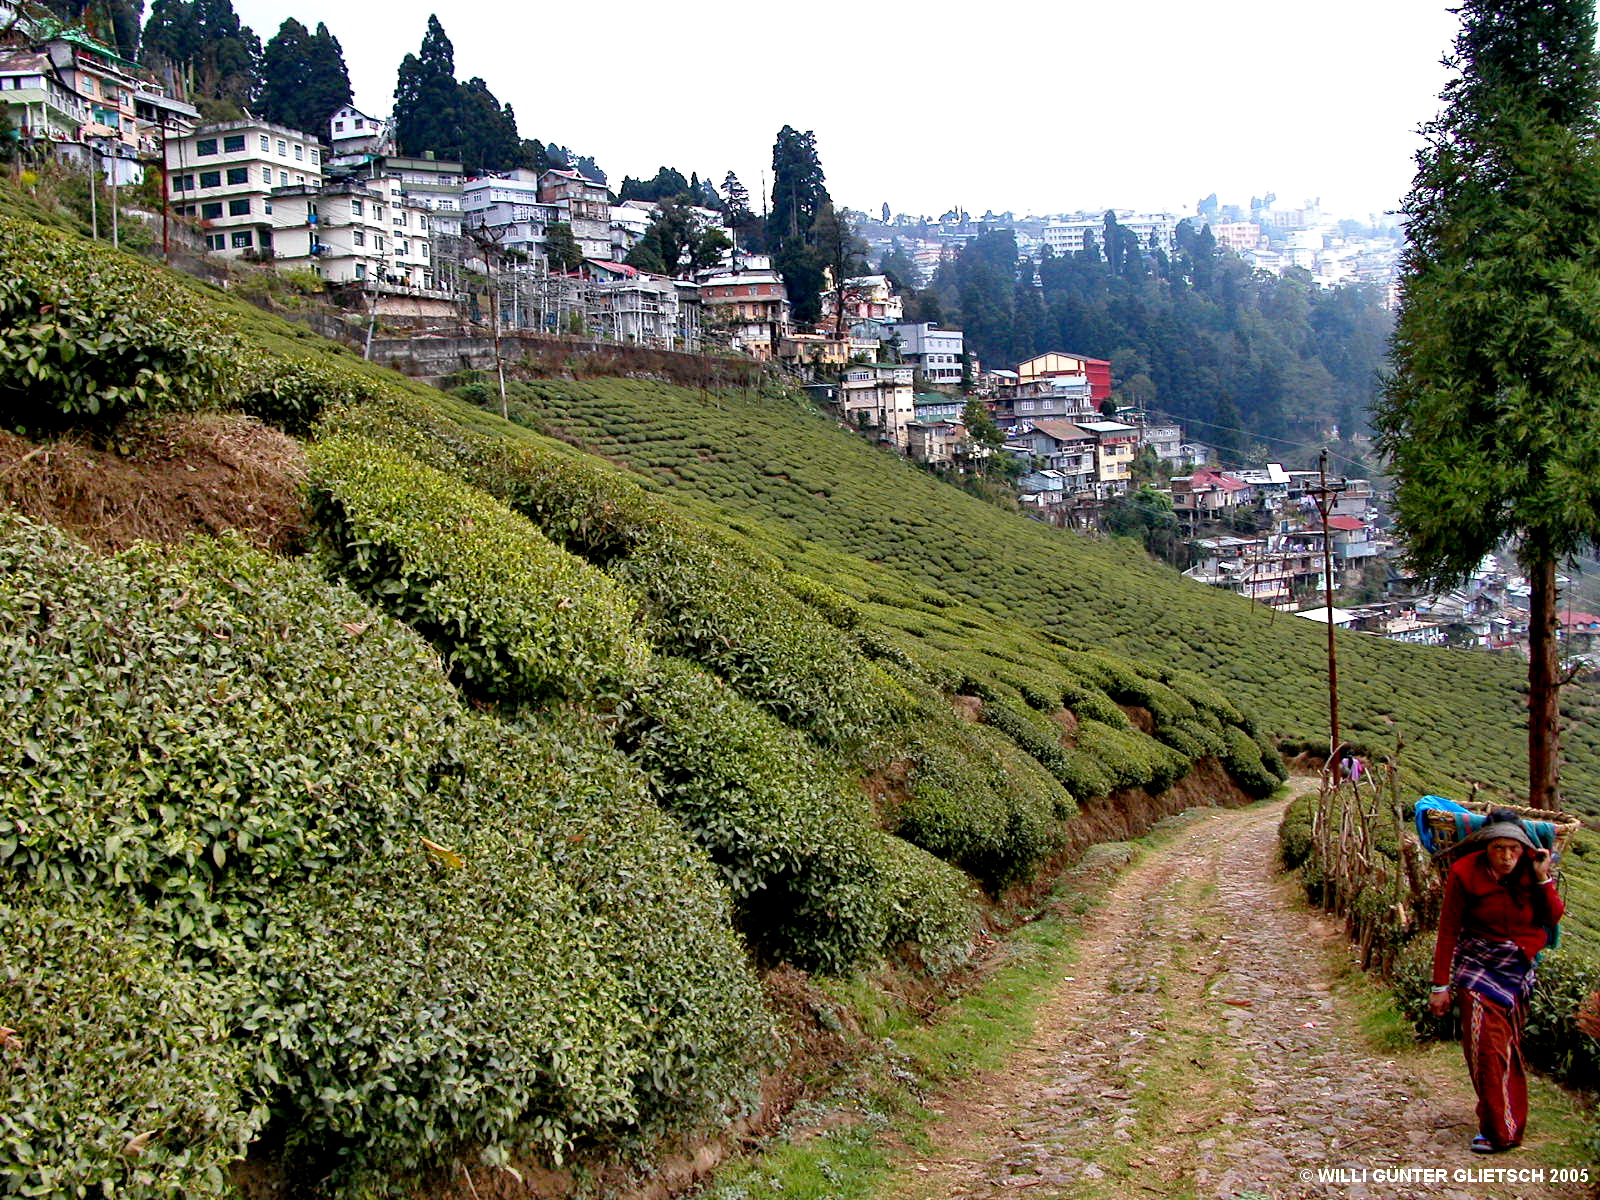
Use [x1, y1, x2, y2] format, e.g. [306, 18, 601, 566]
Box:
[895, 796, 1587, 1200]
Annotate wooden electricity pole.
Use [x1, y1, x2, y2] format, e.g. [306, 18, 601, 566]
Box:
[1309, 449, 1349, 759]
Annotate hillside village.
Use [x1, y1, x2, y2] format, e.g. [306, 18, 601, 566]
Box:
[1, 0, 1587, 673]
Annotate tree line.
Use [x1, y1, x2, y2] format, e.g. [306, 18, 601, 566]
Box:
[896, 217, 1393, 456]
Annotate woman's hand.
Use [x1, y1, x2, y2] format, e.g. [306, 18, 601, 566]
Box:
[1428, 989, 1452, 1017]
[1532, 848, 1554, 883]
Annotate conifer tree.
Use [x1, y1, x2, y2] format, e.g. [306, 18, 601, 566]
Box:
[1377, 0, 1600, 808]
[394, 15, 459, 159]
[768, 126, 830, 324]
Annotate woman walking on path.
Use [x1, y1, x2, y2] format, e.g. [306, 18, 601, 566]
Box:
[1428, 816, 1564, 1154]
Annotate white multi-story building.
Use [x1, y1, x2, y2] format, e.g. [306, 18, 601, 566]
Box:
[333, 150, 465, 236]
[165, 119, 322, 257]
[0, 49, 89, 141]
[328, 105, 392, 158]
[1042, 212, 1178, 258]
[462, 170, 558, 267]
[890, 322, 964, 385]
[270, 176, 436, 290]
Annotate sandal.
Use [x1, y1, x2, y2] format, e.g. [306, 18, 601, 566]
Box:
[1470, 1134, 1503, 1154]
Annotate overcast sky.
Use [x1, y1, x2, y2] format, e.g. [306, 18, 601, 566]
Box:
[231, 0, 1462, 223]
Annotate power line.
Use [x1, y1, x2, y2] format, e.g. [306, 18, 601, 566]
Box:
[1138, 404, 1375, 476]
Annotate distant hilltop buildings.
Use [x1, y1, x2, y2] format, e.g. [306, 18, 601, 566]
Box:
[859, 197, 1403, 298]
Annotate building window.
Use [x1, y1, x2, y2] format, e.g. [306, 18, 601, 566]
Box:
[260, 166, 272, 184]
[376, 236, 385, 251]
[395, 211, 406, 225]
[223, 134, 245, 153]
[231, 231, 253, 248]
[354, 230, 366, 246]
[333, 120, 345, 132]
[355, 263, 367, 280]
[171, 173, 194, 192]
[311, 149, 319, 164]
[374, 205, 384, 220]
[259, 134, 269, 151]
[351, 199, 363, 215]
[264, 200, 272, 214]
[276, 139, 286, 156]
[278, 171, 288, 186]
[397, 241, 407, 256]
[195, 137, 217, 156]
[421, 243, 429, 259]
[225, 166, 248, 185]
[227, 198, 251, 215]
[205, 233, 226, 250]
[293, 144, 303, 161]
[200, 201, 223, 219]
[198, 170, 220, 189]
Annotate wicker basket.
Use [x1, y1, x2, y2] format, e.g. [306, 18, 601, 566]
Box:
[1422, 799, 1580, 872]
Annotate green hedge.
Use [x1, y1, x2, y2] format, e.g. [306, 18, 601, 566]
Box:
[241, 354, 380, 438]
[0, 213, 241, 431]
[1221, 725, 1283, 799]
[869, 831, 980, 975]
[307, 434, 648, 710]
[0, 897, 260, 1199]
[0, 516, 771, 1188]
[1391, 939, 1600, 1090]
[894, 721, 1065, 888]
[622, 658, 888, 973]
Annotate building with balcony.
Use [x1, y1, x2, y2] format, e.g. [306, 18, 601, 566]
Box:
[1077, 419, 1139, 496]
[699, 266, 790, 359]
[538, 167, 612, 260]
[165, 119, 323, 257]
[1016, 350, 1112, 403]
[270, 176, 437, 292]
[0, 48, 87, 141]
[328, 105, 392, 157]
[840, 362, 914, 448]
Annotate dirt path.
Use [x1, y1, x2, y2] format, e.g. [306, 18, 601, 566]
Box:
[892, 794, 1587, 1200]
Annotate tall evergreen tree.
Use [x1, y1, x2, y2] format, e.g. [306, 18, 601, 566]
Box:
[141, 0, 200, 72]
[256, 18, 311, 130]
[768, 126, 831, 324]
[1376, 0, 1600, 808]
[191, 0, 258, 105]
[304, 23, 353, 139]
[394, 15, 459, 160]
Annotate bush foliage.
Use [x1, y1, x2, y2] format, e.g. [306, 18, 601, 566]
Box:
[0, 515, 772, 1190]
[306, 434, 648, 710]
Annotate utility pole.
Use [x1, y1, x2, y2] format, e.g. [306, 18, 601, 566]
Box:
[88, 141, 98, 239]
[1309, 449, 1350, 759]
[109, 153, 119, 249]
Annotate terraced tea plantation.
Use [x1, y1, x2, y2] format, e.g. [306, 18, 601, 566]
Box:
[493, 376, 1600, 811]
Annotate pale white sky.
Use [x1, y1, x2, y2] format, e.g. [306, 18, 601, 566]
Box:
[231, 0, 1462, 223]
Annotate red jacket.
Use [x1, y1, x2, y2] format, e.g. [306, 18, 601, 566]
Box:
[1432, 849, 1564, 986]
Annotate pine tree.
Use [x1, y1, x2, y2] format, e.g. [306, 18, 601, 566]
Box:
[257, 18, 311, 130]
[394, 15, 459, 160]
[305, 23, 352, 139]
[1376, 0, 1600, 808]
[768, 126, 831, 324]
[142, 0, 200, 72]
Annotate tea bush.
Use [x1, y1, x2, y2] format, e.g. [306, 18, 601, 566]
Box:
[474, 375, 1600, 831]
[0, 213, 240, 430]
[1221, 725, 1285, 799]
[240, 354, 381, 438]
[869, 831, 980, 975]
[0, 516, 772, 1187]
[1391, 939, 1600, 1089]
[0, 895, 260, 1199]
[622, 658, 887, 974]
[306, 435, 648, 710]
[894, 720, 1065, 888]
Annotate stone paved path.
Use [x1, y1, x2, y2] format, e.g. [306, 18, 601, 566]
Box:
[892, 795, 1589, 1200]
